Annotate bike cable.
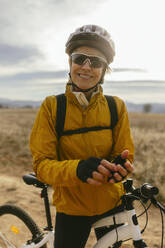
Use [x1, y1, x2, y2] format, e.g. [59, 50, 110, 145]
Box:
[159, 206, 164, 248]
[150, 197, 165, 248]
[113, 215, 119, 244]
[137, 202, 152, 218]
[121, 195, 149, 244]
[134, 199, 153, 235]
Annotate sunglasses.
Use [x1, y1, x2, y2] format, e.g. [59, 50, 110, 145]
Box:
[71, 53, 108, 68]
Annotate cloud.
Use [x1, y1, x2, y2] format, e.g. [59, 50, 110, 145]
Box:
[0, 0, 107, 70]
[0, 44, 43, 65]
[0, 0, 106, 43]
[0, 70, 68, 81]
[0, 67, 147, 83]
[113, 68, 147, 73]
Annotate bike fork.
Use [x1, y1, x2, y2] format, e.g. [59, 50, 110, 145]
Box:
[126, 210, 147, 248]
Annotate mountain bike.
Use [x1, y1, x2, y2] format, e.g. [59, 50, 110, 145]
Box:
[0, 173, 164, 248]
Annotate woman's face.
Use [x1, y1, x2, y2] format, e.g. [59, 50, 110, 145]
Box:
[70, 46, 106, 90]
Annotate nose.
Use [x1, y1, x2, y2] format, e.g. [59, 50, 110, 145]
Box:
[81, 59, 91, 69]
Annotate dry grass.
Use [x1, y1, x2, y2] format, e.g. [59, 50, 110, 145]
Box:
[0, 108, 36, 174]
[129, 112, 165, 201]
[0, 109, 164, 247]
[0, 109, 165, 200]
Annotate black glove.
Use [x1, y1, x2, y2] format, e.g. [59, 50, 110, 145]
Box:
[77, 157, 102, 183]
[107, 155, 126, 182]
[112, 155, 126, 167]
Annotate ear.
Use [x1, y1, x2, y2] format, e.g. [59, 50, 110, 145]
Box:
[68, 57, 72, 67]
[100, 67, 106, 84]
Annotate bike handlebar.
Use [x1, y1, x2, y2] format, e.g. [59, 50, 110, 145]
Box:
[122, 179, 165, 213]
[140, 183, 159, 199]
[123, 179, 159, 200]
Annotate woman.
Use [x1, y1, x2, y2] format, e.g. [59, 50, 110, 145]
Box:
[30, 24, 134, 248]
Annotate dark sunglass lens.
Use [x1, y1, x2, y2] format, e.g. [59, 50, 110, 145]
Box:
[90, 57, 104, 68]
[91, 60, 103, 68]
[72, 54, 86, 65]
[71, 54, 106, 68]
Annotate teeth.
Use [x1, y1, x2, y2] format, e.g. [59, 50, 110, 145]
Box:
[79, 73, 91, 79]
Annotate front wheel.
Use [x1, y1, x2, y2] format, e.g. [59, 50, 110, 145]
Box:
[0, 204, 47, 248]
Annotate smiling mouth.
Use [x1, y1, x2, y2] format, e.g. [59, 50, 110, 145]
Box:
[78, 73, 92, 79]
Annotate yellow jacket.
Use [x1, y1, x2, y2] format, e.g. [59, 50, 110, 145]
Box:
[30, 85, 134, 216]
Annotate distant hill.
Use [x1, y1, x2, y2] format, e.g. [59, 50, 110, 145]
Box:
[0, 98, 41, 108]
[0, 97, 165, 113]
[126, 102, 165, 113]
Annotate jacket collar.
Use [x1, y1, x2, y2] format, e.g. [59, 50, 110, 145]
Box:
[65, 82, 104, 108]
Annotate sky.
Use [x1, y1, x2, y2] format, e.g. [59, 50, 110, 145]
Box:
[0, 0, 165, 101]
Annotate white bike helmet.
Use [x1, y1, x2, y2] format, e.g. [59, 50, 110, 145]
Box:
[65, 24, 115, 64]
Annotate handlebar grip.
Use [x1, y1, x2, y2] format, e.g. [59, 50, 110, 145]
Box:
[140, 183, 159, 198]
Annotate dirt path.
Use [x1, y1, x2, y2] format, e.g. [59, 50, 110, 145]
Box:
[0, 169, 163, 247]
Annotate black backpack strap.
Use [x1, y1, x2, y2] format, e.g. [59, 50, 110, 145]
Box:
[104, 95, 118, 129]
[55, 94, 67, 139]
[55, 94, 118, 139]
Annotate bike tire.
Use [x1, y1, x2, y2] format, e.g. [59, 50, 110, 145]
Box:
[0, 204, 47, 248]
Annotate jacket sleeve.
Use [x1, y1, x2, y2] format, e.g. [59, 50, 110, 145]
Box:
[109, 97, 134, 163]
[29, 96, 81, 187]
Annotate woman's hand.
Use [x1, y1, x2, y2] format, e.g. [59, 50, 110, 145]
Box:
[107, 150, 134, 183]
[86, 150, 133, 185]
[77, 157, 115, 185]
[86, 160, 117, 185]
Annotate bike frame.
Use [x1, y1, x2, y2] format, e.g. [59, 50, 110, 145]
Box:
[2, 208, 143, 248]
[12, 174, 163, 248]
[20, 231, 54, 248]
[92, 208, 143, 248]
[0, 209, 142, 248]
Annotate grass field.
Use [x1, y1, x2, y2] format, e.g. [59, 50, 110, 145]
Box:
[0, 108, 164, 200]
[0, 108, 164, 247]
[129, 112, 165, 201]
